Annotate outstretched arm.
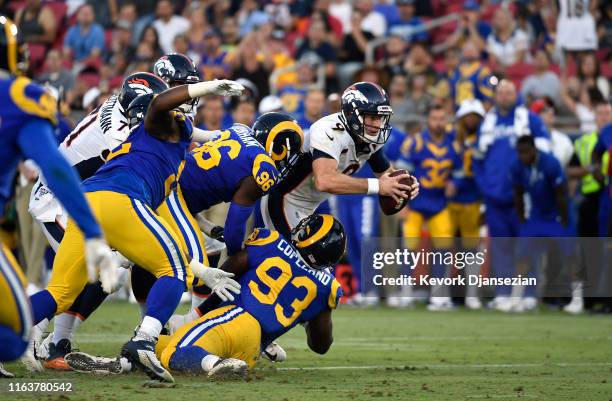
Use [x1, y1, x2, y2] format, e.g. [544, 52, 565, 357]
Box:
[145, 80, 244, 137]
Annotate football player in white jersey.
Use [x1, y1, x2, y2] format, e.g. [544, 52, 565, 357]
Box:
[259, 81, 420, 237]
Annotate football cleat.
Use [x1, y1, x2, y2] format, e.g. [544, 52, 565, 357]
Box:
[44, 339, 72, 371]
[563, 297, 584, 314]
[65, 352, 130, 375]
[208, 358, 248, 379]
[427, 297, 455, 311]
[21, 339, 43, 372]
[0, 363, 14, 378]
[262, 342, 287, 363]
[121, 337, 174, 383]
[487, 296, 513, 313]
[465, 297, 482, 310]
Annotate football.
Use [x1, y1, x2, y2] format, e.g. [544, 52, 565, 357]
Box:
[379, 169, 414, 215]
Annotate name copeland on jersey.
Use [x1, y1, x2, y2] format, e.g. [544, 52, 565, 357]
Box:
[29, 94, 129, 224]
[285, 112, 383, 216]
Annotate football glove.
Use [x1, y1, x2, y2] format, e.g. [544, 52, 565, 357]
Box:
[85, 238, 119, 293]
[187, 79, 245, 98]
[189, 260, 241, 302]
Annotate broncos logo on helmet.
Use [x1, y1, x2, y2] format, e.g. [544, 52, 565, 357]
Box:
[340, 82, 393, 145]
[117, 72, 168, 111]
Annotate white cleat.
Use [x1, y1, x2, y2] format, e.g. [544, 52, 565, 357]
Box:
[563, 297, 584, 314]
[386, 295, 414, 308]
[208, 358, 248, 379]
[488, 296, 513, 312]
[427, 297, 455, 311]
[350, 291, 380, 307]
[21, 341, 43, 372]
[262, 342, 286, 362]
[465, 297, 482, 310]
[520, 297, 538, 311]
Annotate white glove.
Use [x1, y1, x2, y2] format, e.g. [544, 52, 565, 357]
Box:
[113, 250, 134, 269]
[189, 260, 241, 302]
[187, 79, 245, 98]
[85, 238, 119, 293]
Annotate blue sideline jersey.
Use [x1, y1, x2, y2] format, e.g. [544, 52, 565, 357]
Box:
[84, 111, 192, 209]
[511, 151, 566, 222]
[178, 124, 279, 215]
[450, 132, 481, 203]
[475, 106, 550, 205]
[447, 62, 494, 107]
[397, 129, 461, 216]
[231, 228, 342, 342]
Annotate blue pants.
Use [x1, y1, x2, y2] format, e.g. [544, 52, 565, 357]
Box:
[336, 195, 379, 292]
[517, 219, 574, 297]
[485, 201, 519, 296]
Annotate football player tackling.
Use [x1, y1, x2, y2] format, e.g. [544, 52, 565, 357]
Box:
[66, 214, 346, 379]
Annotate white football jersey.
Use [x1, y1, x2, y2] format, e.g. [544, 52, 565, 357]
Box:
[59, 94, 129, 167]
[29, 94, 129, 228]
[284, 112, 383, 220]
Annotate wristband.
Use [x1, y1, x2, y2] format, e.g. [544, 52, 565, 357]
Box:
[367, 178, 379, 195]
[187, 81, 213, 99]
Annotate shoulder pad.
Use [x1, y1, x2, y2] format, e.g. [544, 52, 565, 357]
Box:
[328, 279, 343, 309]
[252, 153, 279, 194]
[9, 77, 58, 125]
[245, 228, 280, 247]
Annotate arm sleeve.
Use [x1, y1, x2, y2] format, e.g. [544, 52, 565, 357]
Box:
[367, 149, 391, 174]
[17, 120, 102, 239]
[223, 202, 254, 255]
[548, 157, 566, 187]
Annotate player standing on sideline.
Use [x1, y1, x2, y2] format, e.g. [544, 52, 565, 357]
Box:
[396, 105, 463, 311]
[66, 214, 346, 379]
[0, 15, 116, 374]
[25, 78, 245, 382]
[449, 99, 485, 310]
[473, 79, 551, 312]
[512, 135, 572, 312]
[259, 82, 420, 237]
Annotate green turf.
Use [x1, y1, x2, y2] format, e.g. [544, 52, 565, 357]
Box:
[3, 302, 612, 401]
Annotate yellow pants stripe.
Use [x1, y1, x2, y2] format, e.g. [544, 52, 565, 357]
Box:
[48, 191, 192, 313]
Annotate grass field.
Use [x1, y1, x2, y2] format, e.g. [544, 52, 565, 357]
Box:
[3, 301, 612, 401]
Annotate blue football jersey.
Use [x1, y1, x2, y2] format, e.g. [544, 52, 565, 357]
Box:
[0, 77, 57, 214]
[397, 129, 462, 216]
[83, 111, 192, 209]
[450, 132, 481, 204]
[178, 124, 280, 214]
[231, 228, 342, 342]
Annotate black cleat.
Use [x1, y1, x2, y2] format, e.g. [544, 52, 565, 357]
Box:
[65, 352, 128, 374]
[44, 339, 72, 371]
[120, 337, 174, 383]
